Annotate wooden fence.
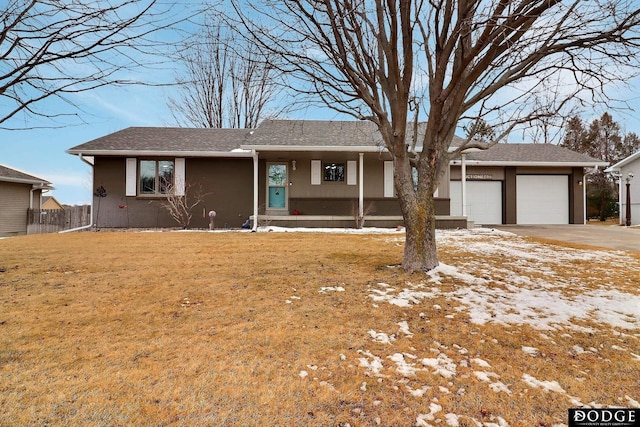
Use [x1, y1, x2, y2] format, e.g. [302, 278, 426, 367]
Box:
[27, 205, 92, 234]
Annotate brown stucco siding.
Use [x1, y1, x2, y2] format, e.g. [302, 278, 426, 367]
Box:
[186, 158, 253, 229]
[92, 157, 253, 229]
[570, 167, 585, 224]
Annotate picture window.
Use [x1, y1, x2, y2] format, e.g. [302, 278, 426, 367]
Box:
[323, 162, 345, 182]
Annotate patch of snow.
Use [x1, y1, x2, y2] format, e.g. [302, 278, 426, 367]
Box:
[473, 371, 499, 382]
[258, 226, 403, 234]
[388, 353, 422, 377]
[522, 374, 566, 394]
[416, 403, 443, 426]
[445, 413, 460, 426]
[407, 384, 430, 397]
[421, 353, 457, 378]
[368, 330, 395, 344]
[626, 395, 640, 408]
[319, 286, 345, 293]
[489, 382, 512, 395]
[397, 321, 413, 337]
[357, 350, 385, 376]
[471, 358, 492, 368]
[522, 346, 539, 356]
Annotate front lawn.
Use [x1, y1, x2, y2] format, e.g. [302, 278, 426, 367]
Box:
[0, 229, 638, 426]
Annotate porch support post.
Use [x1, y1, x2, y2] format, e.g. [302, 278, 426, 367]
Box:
[252, 150, 259, 231]
[461, 153, 467, 217]
[583, 171, 588, 224]
[359, 153, 364, 218]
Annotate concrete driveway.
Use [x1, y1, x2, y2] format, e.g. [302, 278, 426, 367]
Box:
[492, 224, 640, 253]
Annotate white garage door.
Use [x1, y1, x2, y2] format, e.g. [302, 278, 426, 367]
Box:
[516, 175, 569, 224]
[450, 181, 503, 225]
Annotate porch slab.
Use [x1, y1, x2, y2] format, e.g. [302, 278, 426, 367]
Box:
[251, 215, 468, 229]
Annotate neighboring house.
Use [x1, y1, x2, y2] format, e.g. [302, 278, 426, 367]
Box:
[66, 120, 607, 230]
[605, 150, 640, 226]
[0, 165, 53, 237]
[42, 196, 64, 210]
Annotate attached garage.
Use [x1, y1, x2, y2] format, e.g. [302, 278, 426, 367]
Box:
[450, 180, 503, 225]
[516, 175, 569, 224]
[451, 143, 609, 226]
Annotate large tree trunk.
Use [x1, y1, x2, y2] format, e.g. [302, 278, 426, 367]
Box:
[394, 155, 439, 272]
[401, 195, 439, 272]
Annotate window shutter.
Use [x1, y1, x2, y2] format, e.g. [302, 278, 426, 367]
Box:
[125, 158, 137, 196]
[384, 161, 394, 197]
[347, 161, 357, 185]
[311, 160, 321, 185]
[175, 158, 186, 196]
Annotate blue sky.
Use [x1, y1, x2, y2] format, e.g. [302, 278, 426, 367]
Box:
[0, 84, 177, 205]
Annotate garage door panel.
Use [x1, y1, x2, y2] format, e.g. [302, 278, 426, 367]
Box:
[516, 175, 568, 224]
[451, 181, 503, 225]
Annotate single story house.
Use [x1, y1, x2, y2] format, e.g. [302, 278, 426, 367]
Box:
[0, 164, 53, 237]
[605, 150, 639, 226]
[67, 120, 607, 230]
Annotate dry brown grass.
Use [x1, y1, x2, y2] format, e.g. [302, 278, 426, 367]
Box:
[0, 230, 638, 427]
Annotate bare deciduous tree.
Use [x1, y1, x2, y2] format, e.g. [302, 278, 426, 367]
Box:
[0, 0, 193, 129]
[231, 0, 640, 272]
[168, 16, 284, 128]
[161, 180, 209, 229]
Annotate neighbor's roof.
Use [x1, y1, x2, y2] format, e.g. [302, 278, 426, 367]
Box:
[453, 143, 609, 167]
[605, 149, 640, 172]
[243, 119, 468, 152]
[67, 127, 254, 157]
[0, 164, 52, 187]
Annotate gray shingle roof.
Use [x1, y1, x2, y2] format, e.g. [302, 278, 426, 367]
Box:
[246, 120, 384, 147]
[65, 121, 607, 167]
[0, 164, 51, 186]
[67, 127, 252, 154]
[461, 143, 608, 165]
[245, 120, 468, 149]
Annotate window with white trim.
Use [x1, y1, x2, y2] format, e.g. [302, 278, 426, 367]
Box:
[323, 162, 345, 182]
[139, 160, 174, 195]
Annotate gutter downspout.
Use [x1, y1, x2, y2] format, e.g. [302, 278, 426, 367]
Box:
[60, 154, 95, 233]
[29, 187, 36, 210]
[252, 150, 259, 231]
[358, 153, 364, 220]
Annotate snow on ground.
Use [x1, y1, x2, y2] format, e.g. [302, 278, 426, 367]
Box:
[296, 227, 640, 426]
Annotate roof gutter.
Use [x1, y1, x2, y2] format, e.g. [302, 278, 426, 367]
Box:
[0, 177, 52, 186]
[450, 160, 609, 168]
[240, 145, 384, 153]
[66, 149, 254, 158]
